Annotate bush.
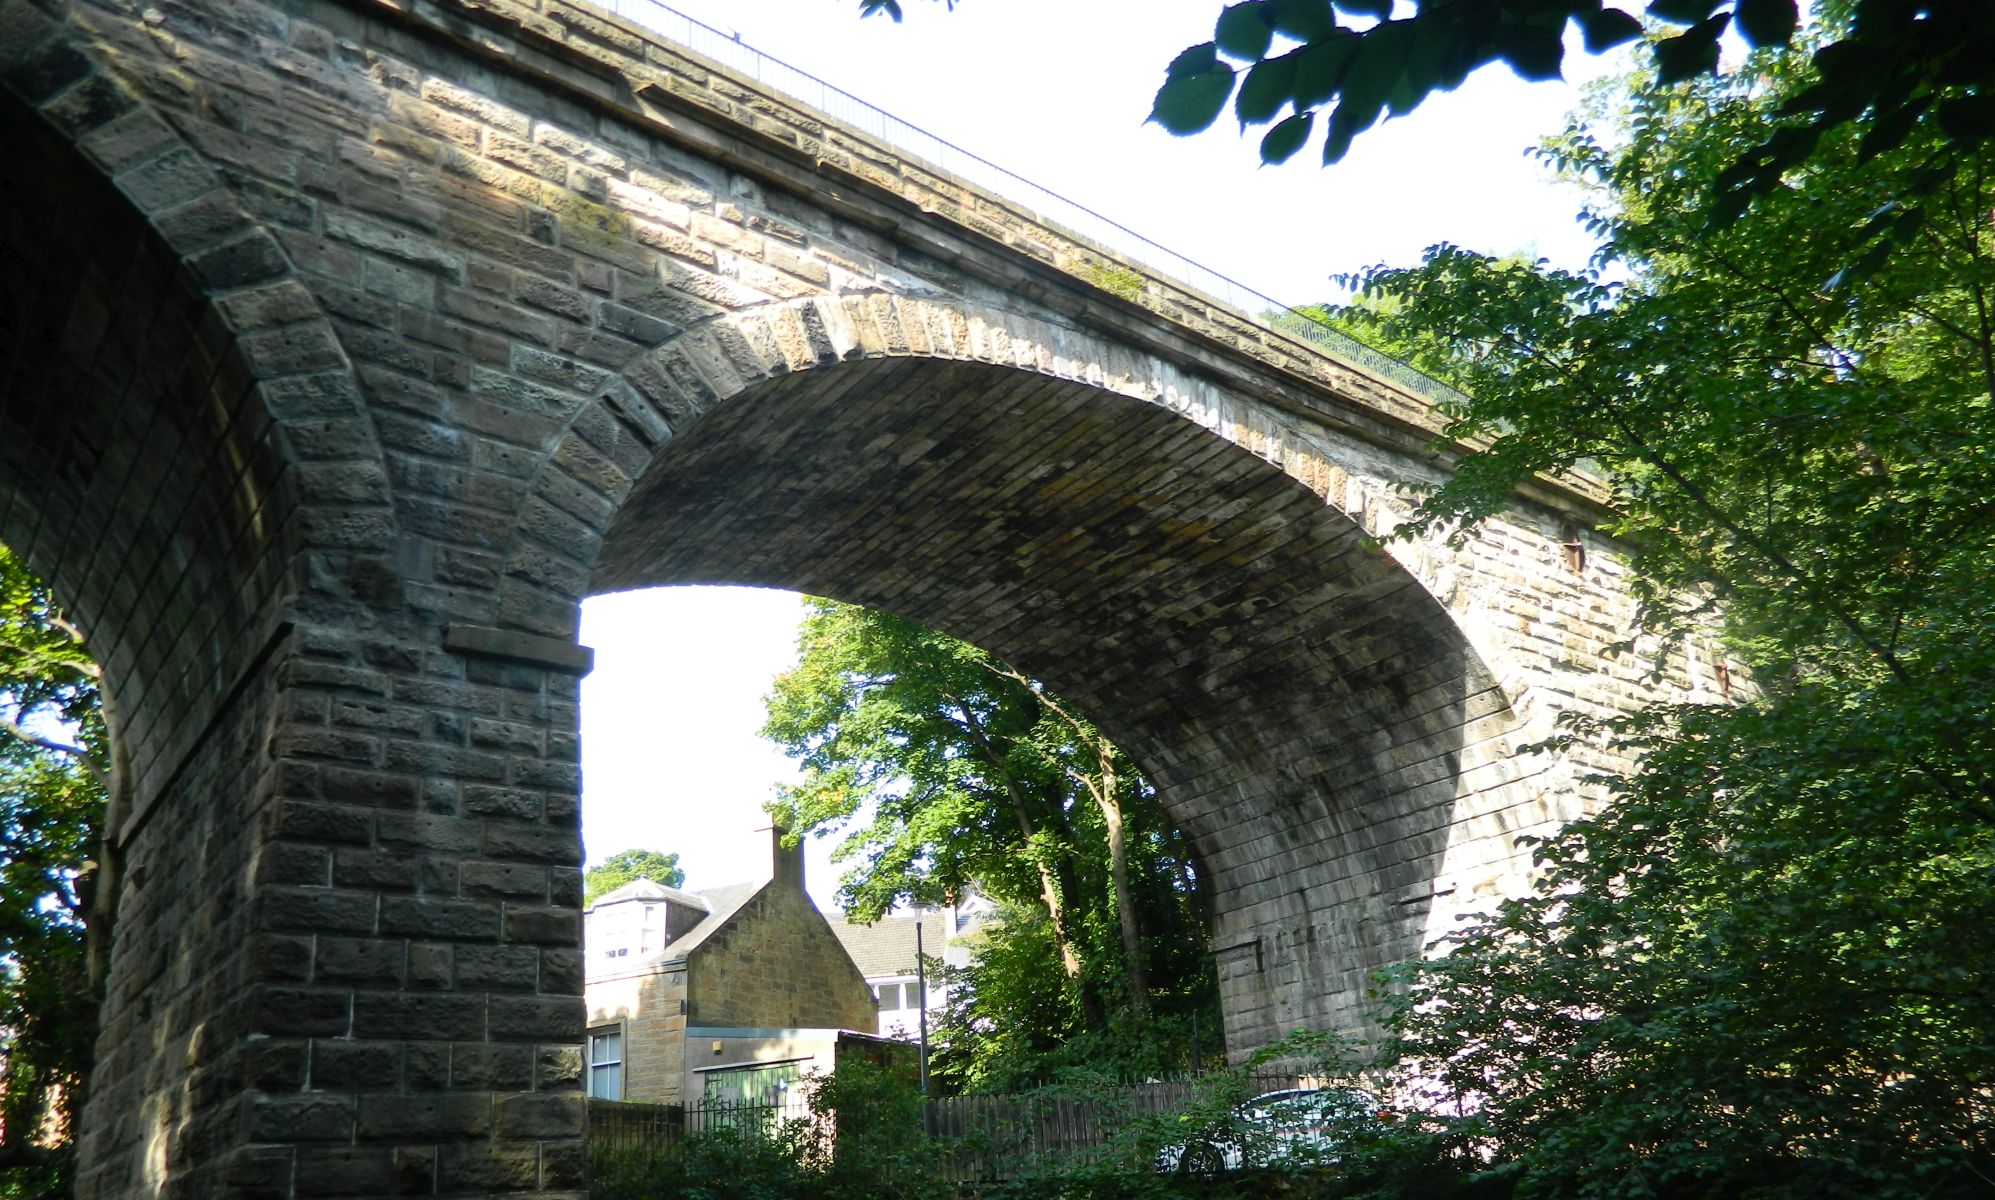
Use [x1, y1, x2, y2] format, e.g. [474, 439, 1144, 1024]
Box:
[588, 1040, 1513, 1200]
[590, 1126, 807, 1200]
[980, 1032, 1507, 1200]
[589, 1060, 951, 1200]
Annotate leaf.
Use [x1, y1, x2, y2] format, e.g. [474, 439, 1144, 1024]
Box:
[1645, 0, 1719, 22]
[1856, 100, 1924, 163]
[1260, 111, 1314, 163]
[1498, 18, 1566, 82]
[1163, 41, 1221, 79]
[1153, 44, 1235, 135]
[1265, 0, 1339, 42]
[1215, 1, 1275, 61]
[1151, 64, 1237, 134]
[1823, 238, 1891, 292]
[1731, 0, 1797, 48]
[1235, 53, 1299, 124]
[1321, 108, 1359, 163]
[1936, 92, 1995, 141]
[1329, 32, 1396, 137]
[1579, 7, 1644, 53]
[1322, 81, 1384, 164]
[1291, 32, 1360, 108]
[1338, 0, 1393, 17]
[1652, 14, 1728, 85]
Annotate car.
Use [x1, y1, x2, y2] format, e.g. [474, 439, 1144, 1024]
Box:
[1156, 1087, 1377, 1175]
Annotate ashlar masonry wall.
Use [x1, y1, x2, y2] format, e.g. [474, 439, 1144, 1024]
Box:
[681, 885, 876, 1035]
[584, 965, 687, 1104]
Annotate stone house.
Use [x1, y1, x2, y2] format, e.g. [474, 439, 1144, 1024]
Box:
[583, 829, 880, 1106]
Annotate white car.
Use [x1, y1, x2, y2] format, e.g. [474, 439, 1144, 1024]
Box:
[1156, 1087, 1377, 1175]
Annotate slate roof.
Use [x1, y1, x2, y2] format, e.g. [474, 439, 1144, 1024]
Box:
[824, 911, 953, 979]
[660, 880, 765, 963]
[584, 876, 770, 973]
[586, 877, 712, 913]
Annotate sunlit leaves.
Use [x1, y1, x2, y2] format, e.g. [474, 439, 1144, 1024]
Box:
[761, 600, 1219, 1085]
[1321, 42, 1995, 1196]
[0, 545, 103, 1179]
[584, 848, 685, 904]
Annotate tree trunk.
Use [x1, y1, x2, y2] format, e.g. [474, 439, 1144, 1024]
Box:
[1040, 782, 1108, 1028]
[951, 700, 1088, 983]
[1093, 744, 1149, 1014]
[1016, 789, 1087, 985]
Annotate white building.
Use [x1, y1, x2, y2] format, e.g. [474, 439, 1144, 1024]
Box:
[824, 895, 995, 1039]
[584, 877, 718, 966]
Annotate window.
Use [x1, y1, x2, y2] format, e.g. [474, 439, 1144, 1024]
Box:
[703, 1061, 801, 1107]
[875, 978, 935, 1011]
[700, 1062, 803, 1134]
[587, 1027, 624, 1101]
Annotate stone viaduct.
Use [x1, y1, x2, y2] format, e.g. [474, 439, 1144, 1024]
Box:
[0, 0, 1726, 1191]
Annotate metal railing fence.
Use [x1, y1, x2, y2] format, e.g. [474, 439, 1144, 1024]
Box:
[588, 1070, 1347, 1182]
[925, 1070, 1337, 1181]
[587, 1093, 819, 1150]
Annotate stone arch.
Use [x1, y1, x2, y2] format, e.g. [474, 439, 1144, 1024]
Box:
[499, 294, 1528, 1049]
[0, 0, 394, 822]
[493, 294, 1433, 636]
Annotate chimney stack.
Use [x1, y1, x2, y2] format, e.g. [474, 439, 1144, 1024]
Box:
[767, 823, 804, 893]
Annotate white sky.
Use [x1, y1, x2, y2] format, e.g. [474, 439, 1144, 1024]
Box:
[578, 0, 1627, 910]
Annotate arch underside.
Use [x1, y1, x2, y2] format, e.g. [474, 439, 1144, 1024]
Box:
[0, 95, 300, 806]
[593, 356, 1506, 1041]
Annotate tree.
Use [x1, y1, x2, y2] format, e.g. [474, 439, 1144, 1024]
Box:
[584, 848, 685, 905]
[0, 546, 105, 1192]
[1317, 27, 1995, 1196]
[761, 600, 1217, 1083]
[1146, 0, 1994, 279]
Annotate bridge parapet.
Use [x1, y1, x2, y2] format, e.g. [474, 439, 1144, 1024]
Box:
[345, 0, 1609, 511]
